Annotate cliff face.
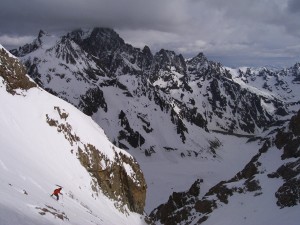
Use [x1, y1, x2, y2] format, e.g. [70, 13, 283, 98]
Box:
[77, 144, 147, 214]
[45, 106, 147, 214]
[273, 110, 300, 208]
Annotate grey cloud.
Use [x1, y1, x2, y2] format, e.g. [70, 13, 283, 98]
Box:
[0, 0, 187, 36]
[288, 0, 300, 13]
[1, 0, 300, 67]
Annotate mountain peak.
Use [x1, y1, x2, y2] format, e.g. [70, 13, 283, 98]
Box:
[38, 30, 46, 39]
[9, 30, 51, 57]
[87, 27, 125, 45]
[195, 52, 207, 60]
[69, 27, 125, 60]
[185, 52, 209, 70]
[191, 52, 208, 63]
[157, 48, 176, 57]
[142, 45, 152, 55]
[155, 49, 181, 64]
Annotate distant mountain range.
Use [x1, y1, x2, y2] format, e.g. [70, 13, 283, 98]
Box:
[11, 28, 300, 156]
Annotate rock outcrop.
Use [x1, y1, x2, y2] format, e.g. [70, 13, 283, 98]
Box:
[46, 106, 147, 214]
[0, 47, 36, 94]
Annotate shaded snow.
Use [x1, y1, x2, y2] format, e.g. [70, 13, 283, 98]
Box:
[135, 133, 259, 212]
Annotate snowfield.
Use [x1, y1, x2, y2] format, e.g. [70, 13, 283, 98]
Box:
[136, 133, 260, 213]
[0, 65, 146, 224]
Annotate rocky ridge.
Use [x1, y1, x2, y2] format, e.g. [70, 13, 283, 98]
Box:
[10, 28, 299, 157]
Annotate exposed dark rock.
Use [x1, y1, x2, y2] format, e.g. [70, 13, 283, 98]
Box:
[275, 110, 300, 159]
[275, 179, 300, 208]
[79, 87, 107, 116]
[270, 159, 300, 181]
[118, 111, 145, 148]
[36, 205, 69, 221]
[206, 181, 233, 204]
[282, 138, 300, 159]
[275, 130, 292, 150]
[269, 110, 300, 208]
[244, 179, 261, 192]
[170, 108, 188, 143]
[195, 199, 217, 214]
[149, 179, 201, 225]
[289, 110, 300, 136]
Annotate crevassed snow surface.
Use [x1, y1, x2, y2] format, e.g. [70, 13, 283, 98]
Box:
[0, 76, 145, 225]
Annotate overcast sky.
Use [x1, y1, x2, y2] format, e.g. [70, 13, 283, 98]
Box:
[1, 0, 300, 67]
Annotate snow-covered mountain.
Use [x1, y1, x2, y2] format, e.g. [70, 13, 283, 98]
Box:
[11, 28, 299, 158]
[228, 66, 300, 110]
[7, 27, 300, 224]
[0, 45, 147, 225]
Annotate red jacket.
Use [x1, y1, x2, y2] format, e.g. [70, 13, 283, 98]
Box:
[53, 188, 62, 195]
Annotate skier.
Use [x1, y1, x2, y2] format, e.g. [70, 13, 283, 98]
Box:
[51, 187, 63, 200]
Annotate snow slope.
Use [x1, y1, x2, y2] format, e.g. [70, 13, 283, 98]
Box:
[0, 45, 146, 225]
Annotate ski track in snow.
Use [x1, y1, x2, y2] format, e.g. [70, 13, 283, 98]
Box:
[0, 159, 9, 171]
